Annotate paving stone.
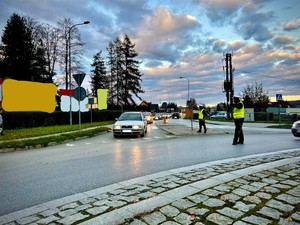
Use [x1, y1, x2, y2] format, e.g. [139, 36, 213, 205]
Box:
[58, 209, 77, 217]
[172, 199, 196, 209]
[266, 199, 295, 212]
[128, 219, 148, 225]
[233, 201, 256, 212]
[187, 208, 209, 216]
[272, 183, 291, 189]
[86, 206, 109, 215]
[57, 213, 88, 225]
[291, 212, 300, 221]
[281, 180, 299, 186]
[39, 208, 60, 217]
[233, 222, 251, 225]
[160, 205, 180, 217]
[228, 181, 244, 187]
[60, 202, 79, 210]
[288, 186, 300, 197]
[206, 213, 233, 225]
[232, 188, 251, 197]
[202, 198, 225, 207]
[242, 215, 272, 225]
[257, 206, 282, 219]
[276, 193, 300, 204]
[261, 178, 279, 184]
[214, 184, 233, 192]
[243, 175, 260, 182]
[254, 192, 272, 200]
[174, 212, 193, 225]
[36, 215, 60, 224]
[217, 207, 244, 219]
[76, 204, 92, 211]
[138, 191, 156, 199]
[16, 215, 40, 225]
[142, 211, 166, 224]
[78, 197, 97, 205]
[278, 217, 300, 225]
[243, 195, 262, 204]
[187, 194, 209, 204]
[251, 181, 268, 188]
[152, 187, 167, 193]
[201, 189, 221, 197]
[264, 186, 280, 193]
[223, 193, 241, 202]
[240, 184, 261, 192]
[161, 221, 181, 225]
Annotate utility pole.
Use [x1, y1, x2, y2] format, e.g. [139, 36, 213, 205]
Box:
[223, 53, 234, 120]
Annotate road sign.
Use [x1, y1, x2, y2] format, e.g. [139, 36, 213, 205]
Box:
[276, 94, 283, 102]
[74, 87, 86, 101]
[73, 73, 85, 86]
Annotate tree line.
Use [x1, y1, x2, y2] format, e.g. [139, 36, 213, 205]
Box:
[0, 13, 144, 109]
[90, 35, 144, 110]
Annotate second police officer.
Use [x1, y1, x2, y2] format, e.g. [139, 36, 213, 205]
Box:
[197, 105, 207, 133]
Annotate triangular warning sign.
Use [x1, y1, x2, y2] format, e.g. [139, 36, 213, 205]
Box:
[73, 73, 86, 86]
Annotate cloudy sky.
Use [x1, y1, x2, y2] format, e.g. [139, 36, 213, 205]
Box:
[1, 0, 299, 106]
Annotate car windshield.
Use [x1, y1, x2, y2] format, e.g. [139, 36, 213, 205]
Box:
[119, 113, 142, 121]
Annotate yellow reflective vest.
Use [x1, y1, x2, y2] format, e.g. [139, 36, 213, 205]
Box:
[198, 109, 204, 119]
[233, 102, 245, 119]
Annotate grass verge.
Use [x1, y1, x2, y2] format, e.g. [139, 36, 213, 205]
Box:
[0, 121, 113, 150]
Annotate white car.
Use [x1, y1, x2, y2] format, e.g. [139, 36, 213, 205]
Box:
[210, 112, 227, 119]
[113, 112, 147, 138]
[291, 120, 300, 137]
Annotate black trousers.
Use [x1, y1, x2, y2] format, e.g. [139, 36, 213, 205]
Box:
[233, 118, 244, 143]
[198, 119, 207, 132]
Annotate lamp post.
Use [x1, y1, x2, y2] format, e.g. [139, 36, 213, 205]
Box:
[179, 76, 193, 130]
[68, 21, 90, 125]
[179, 76, 189, 101]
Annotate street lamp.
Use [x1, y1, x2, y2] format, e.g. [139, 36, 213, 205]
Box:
[68, 20, 90, 125]
[179, 76, 193, 130]
[179, 76, 190, 101]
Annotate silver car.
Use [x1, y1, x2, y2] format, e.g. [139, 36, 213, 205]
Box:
[113, 112, 147, 138]
[292, 120, 300, 137]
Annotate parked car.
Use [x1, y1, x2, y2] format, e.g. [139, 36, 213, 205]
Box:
[210, 112, 227, 119]
[143, 112, 153, 124]
[154, 113, 163, 120]
[291, 120, 300, 137]
[172, 112, 180, 119]
[113, 112, 147, 138]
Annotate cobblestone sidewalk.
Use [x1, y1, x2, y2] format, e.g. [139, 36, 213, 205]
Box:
[1, 149, 299, 225]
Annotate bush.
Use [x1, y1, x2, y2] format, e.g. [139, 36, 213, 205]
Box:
[2, 110, 122, 129]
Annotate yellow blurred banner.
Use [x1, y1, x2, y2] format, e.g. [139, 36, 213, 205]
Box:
[97, 89, 108, 110]
[2, 79, 57, 113]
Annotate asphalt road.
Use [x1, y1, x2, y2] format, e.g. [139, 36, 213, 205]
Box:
[0, 120, 299, 216]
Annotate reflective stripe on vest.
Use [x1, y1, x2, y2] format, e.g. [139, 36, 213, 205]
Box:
[198, 109, 204, 119]
[233, 103, 244, 119]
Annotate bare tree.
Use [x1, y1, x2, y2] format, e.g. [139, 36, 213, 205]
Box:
[57, 18, 86, 89]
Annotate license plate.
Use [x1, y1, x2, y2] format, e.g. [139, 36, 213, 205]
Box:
[123, 130, 132, 133]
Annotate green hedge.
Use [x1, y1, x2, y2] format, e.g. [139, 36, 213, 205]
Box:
[2, 110, 122, 129]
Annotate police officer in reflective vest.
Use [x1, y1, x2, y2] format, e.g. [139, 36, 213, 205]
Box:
[197, 105, 207, 133]
[232, 96, 244, 145]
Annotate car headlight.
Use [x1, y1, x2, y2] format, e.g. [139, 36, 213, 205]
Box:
[292, 122, 298, 129]
[113, 125, 121, 129]
[133, 125, 142, 129]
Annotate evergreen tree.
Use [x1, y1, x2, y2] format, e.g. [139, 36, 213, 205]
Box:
[0, 13, 49, 82]
[1, 13, 35, 81]
[106, 41, 117, 106]
[122, 34, 144, 107]
[90, 51, 108, 96]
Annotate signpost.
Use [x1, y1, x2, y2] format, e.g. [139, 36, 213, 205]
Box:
[73, 73, 86, 130]
[276, 94, 283, 126]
